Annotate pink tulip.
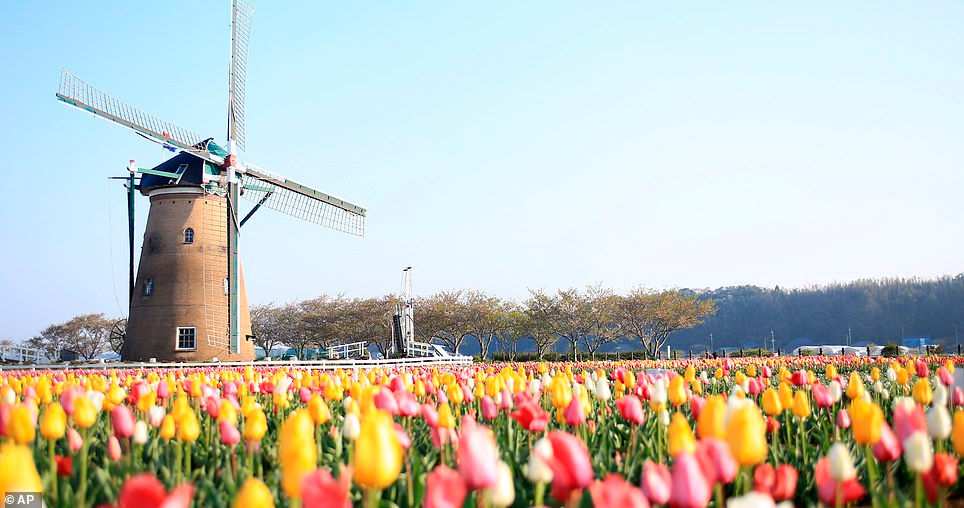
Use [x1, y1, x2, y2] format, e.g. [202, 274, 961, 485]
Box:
[301, 467, 352, 508]
[696, 438, 737, 484]
[457, 416, 499, 489]
[108, 435, 122, 461]
[954, 387, 964, 406]
[68, 427, 83, 452]
[690, 395, 706, 421]
[564, 396, 585, 427]
[424, 465, 467, 508]
[641, 460, 671, 505]
[0, 404, 10, 437]
[157, 381, 170, 399]
[812, 383, 833, 408]
[219, 419, 240, 446]
[617, 396, 645, 425]
[481, 396, 498, 420]
[422, 404, 439, 428]
[395, 390, 420, 417]
[60, 387, 81, 415]
[111, 405, 136, 438]
[938, 367, 954, 387]
[894, 402, 927, 442]
[498, 389, 513, 410]
[394, 423, 411, 449]
[205, 397, 220, 419]
[836, 408, 851, 429]
[541, 431, 595, 501]
[872, 421, 902, 462]
[374, 387, 399, 415]
[590, 474, 650, 508]
[148, 406, 166, 427]
[670, 452, 712, 508]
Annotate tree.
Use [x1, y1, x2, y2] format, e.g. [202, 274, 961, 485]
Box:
[525, 285, 616, 360]
[460, 291, 502, 360]
[28, 313, 113, 361]
[522, 290, 563, 359]
[343, 296, 398, 358]
[614, 288, 716, 359]
[417, 290, 472, 355]
[298, 295, 352, 358]
[250, 303, 300, 359]
[492, 303, 526, 361]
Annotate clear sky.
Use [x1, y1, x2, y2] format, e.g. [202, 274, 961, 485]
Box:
[1, 1, 962, 340]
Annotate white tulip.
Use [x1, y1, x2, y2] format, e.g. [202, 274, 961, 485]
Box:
[903, 431, 933, 473]
[658, 409, 670, 426]
[488, 461, 515, 507]
[827, 443, 856, 481]
[726, 491, 775, 508]
[887, 368, 897, 382]
[526, 438, 554, 484]
[528, 379, 542, 396]
[133, 420, 149, 445]
[933, 383, 948, 406]
[926, 405, 952, 440]
[829, 381, 842, 403]
[87, 391, 106, 412]
[343, 413, 360, 441]
[595, 378, 612, 401]
[651, 378, 668, 404]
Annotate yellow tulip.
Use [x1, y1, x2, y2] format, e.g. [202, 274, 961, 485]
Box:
[726, 403, 767, 466]
[438, 404, 455, 429]
[667, 412, 696, 456]
[778, 383, 793, 410]
[826, 364, 838, 380]
[761, 388, 782, 416]
[696, 395, 726, 440]
[667, 375, 688, 407]
[159, 415, 176, 440]
[714, 367, 724, 380]
[279, 409, 316, 498]
[896, 367, 909, 386]
[734, 371, 747, 386]
[912, 378, 932, 406]
[952, 410, 964, 457]
[8, 405, 34, 444]
[870, 367, 880, 382]
[171, 396, 191, 424]
[244, 409, 268, 442]
[684, 365, 696, 383]
[746, 364, 757, 378]
[846, 372, 864, 400]
[792, 390, 811, 419]
[308, 395, 331, 425]
[177, 411, 200, 442]
[354, 409, 402, 490]
[218, 400, 238, 425]
[850, 399, 882, 445]
[136, 390, 157, 413]
[73, 395, 97, 429]
[0, 443, 43, 499]
[233, 477, 274, 508]
[446, 383, 464, 405]
[550, 377, 572, 409]
[40, 402, 66, 440]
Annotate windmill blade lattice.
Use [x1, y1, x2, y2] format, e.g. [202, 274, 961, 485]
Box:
[241, 164, 366, 236]
[56, 70, 215, 159]
[229, 0, 254, 150]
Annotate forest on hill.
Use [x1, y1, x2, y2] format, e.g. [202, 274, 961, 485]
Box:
[670, 274, 964, 352]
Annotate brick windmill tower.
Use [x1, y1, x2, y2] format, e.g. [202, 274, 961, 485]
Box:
[55, 1, 366, 362]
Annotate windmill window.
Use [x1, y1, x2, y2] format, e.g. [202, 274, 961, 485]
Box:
[144, 277, 153, 296]
[223, 277, 229, 295]
[176, 327, 197, 351]
[183, 228, 194, 244]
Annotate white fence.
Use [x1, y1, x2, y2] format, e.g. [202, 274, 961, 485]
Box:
[0, 355, 472, 372]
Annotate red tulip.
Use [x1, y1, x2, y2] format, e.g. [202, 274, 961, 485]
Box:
[590, 474, 650, 508]
[55, 455, 73, 477]
[772, 465, 798, 502]
[766, 416, 781, 434]
[301, 467, 352, 508]
[690, 395, 706, 421]
[109, 474, 193, 508]
[814, 457, 865, 505]
[872, 422, 901, 462]
[541, 431, 594, 501]
[457, 416, 499, 489]
[424, 465, 467, 508]
[670, 452, 711, 508]
[510, 396, 549, 432]
[915, 360, 928, 378]
[753, 463, 775, 494]
[790, 370, 809, 386]
[617, 396, 645, 425]
[929, 452, 958, 486]
[640, 460, 671, 505]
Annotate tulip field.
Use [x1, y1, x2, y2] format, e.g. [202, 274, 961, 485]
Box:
[1, 356, 963, 508]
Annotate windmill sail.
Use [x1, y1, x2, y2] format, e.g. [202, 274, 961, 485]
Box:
[229, 0, 254, 150]
[56, 70, 223, 164]
[241, 163, 366, 236]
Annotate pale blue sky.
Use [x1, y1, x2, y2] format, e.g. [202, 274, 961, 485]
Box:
[1, 1, 962, 340]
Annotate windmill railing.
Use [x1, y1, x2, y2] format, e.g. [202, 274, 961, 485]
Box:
[0, 355, 472, 372]
[327, 341, 368, 359]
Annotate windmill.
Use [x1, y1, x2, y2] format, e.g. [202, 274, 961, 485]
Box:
[55, 0, 366, 362]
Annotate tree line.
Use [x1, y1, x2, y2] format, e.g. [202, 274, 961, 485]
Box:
[250, 285, 715, 360]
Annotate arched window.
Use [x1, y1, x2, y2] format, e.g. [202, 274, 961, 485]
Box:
[183, 228, 194, 244]
[223, 277, 229, 295]
[144, 277, 154, 296]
